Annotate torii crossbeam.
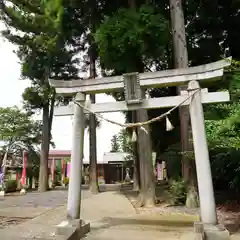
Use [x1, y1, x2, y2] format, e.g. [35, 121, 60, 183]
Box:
[50, 58, 231, 233]
[50, 58, 230, 94]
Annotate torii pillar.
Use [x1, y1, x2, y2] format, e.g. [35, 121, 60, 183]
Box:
[67, 93, 85, 219]
[188, 81, 229, 239]
[56, 92, 90, 238]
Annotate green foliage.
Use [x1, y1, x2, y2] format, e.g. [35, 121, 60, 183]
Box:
[1, 0, 64, 58]
[0, 0, 81, 191]
[117, 129, 132, 153]
[0, 106, 41, 145]
[206, 119, 240, 150]
[110, 135, 120, 152]
[0, 106, 41, 175]
[162, 143, 182, 180]
[95, 5, 169, 73]
[0, 0, 79, 114]
[95, 4, 172, 160]
[63, 177, 69, 186]
[204, 71, 240, 190]
[205, 73, 240, 149]
[210, 148, 240, 191]
[64, 157, 71, 164]
[110, 129, 132, 153]
[1, 0, 240, 196]
[168, 179, 187, 205]
[5, 180, 17, 193]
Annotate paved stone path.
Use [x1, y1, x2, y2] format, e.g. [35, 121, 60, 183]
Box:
[81, 192, 196, 240]
[80, 192, 240, 240]
[0, 189, 91, 218]
[0, 190, 68, 208]
[0, 188, 239, 239]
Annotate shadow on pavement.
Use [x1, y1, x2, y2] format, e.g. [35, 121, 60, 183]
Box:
[89, 215, 194, 233]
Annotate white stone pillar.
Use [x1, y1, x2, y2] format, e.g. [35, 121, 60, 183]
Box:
[32, 177, 36, 189]
[67, 93, 85, 220]
[188, 80, 217, 225]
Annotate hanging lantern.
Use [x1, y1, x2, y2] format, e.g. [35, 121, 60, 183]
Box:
[166, 116, 174, 131]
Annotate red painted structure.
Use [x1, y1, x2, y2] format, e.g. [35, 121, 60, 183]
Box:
[20, 150, 28, 186]
[48, 150, 129, 184]
[48, 150, 105, 184]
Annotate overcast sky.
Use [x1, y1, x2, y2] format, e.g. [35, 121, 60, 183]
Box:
[0, 23, 125, 163]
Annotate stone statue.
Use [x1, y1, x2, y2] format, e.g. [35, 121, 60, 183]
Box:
[125, 168, 131, 182]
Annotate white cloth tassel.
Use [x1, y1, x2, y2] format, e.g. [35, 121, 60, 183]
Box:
[85, 99, 91, 108]
[132, 129, 137, 142]
[140, 126, 148, 134]
[166, 116, 174, 131]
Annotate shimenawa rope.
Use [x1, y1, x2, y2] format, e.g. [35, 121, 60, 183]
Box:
[73, 88, 200, 134]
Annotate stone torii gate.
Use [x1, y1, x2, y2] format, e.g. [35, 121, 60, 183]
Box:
[50, 58, 231, 238]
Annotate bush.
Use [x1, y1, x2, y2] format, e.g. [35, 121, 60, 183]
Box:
[168, 179, 187, 205]
[5, 180, 17, 193]
[63, 177, 69, 186]
[162, 143, 182, 180]
[210, 148, 240, 191]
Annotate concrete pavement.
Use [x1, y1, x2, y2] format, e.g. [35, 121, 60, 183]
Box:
[0, 189, 196, 240]
[0, 189, 92, 218]
[0, 189, 92, 239]
[81, 191, 240, 240]
[0, 188, 240, 239]
[81, 191, 197, 240]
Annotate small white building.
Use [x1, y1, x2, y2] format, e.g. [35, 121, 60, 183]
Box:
[101, 152, 132, 183]
[102, 152, 130, 164]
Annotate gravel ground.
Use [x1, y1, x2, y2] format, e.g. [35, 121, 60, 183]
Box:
[0, 216, 30, 228]
[124, 189, 240, 234]
[0, 189, 92, 229]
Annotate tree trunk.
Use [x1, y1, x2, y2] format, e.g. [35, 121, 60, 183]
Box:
[46, 92, 55, 166]
[28, 176, 33, 190]
[89, 50, 99, 194]
[132, 111, 140, 191]
[128, 0, 136, 8]
[135, 86, 155, 206]
[133, 144, 140, 191]
[136, 107, 155, 207]
[169, 0, 198, 207]
[127, 0, 155, 207]
[38, 103, 50, 192]
[89, 94, 99, 194]
[48, 92, 55, 143]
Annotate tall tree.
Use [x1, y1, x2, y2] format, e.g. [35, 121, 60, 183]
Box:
[67, 0, 100, 194]
[110, 129, 132, 153]
[169, 0, 198, 207]
[67, 0, 124, 194]
[0, 106, 42, 149]
[88, 34, 99, 194]
[117, 129, 132, 153]
[0, 106, 42, 185]
[110, 135, 120, 152]
[95, 3, 169, 206]
[0, 0, 79, 191]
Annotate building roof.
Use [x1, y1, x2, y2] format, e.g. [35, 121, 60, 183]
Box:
[102, 152, 130, 163]
[48, 151, 130, 164]
[49, 150, 71, 157]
